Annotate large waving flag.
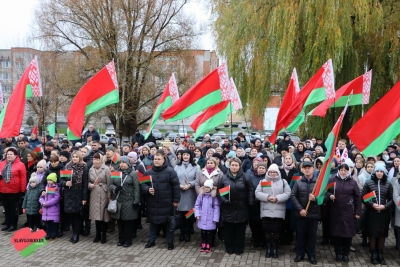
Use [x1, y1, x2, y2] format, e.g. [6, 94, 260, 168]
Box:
[0, 56, 41, 138]
[191, 78, 242, 138]
[0, 83, 3, 105]
[144, 74, 179, 139]
[67, 61, 119, 138]
[162, 63, 230, 123]
[310, 70, 372, 117]
[284, 59, 336, 133]
[347, 81, 400, 156]
[315, 100, 349, 205]
[270, 68, 300, 143]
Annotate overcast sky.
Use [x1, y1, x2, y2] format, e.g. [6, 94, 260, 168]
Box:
[0, 0, 215, 50]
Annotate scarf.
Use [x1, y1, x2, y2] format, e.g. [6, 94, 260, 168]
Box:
[2, 161, 12, 183]
[182, 161, 190, 169]
[335, 147, 348, 164]
[66, 162, 85, 189]
[27, 161, 35, 169]
[206, 167, 215, 174]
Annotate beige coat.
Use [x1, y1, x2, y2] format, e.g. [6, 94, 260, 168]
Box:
[88, 163, 111, 222]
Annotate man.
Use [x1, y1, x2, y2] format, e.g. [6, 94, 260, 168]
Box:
[108, 134, 117, 145]
[335, 139, 351, 164]
[131, 129, 145, 146]
[277, 134, 294, 154]
[305, 140, 314, 151]
[0, 137, 17, 156]
[51, 138, 61, 151]
[316, 138, 327, 152]
[43, 141, 54, 162]
[40, 136, 47, 147]
[29, 132, 41, 149]
[311, 138, 317, 148]
[121, 144, 131, 156]
[221, 138, 232, 158]
[61, 143, 70, 153]
[212, 152, 227, 174]
[201, 140, 212, 157]
[273, 146, 288, 167]
[291, 161, 321, 264]
[59, 151, 70, 167]
[82, 133, 92, 147]
[188, 142, 196, 152]
[84, 125, 100, 142]
[104, 146, 119, 172]
[142, 151, 180, 250]
[87, 140, 105, 163]
[17, 137, 32, 164]
[45, 131, 53, 141]
[145, 131, 157, 144]
[235, 132, 250, 149]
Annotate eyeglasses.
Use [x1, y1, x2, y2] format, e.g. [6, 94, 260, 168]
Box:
[268, 171, 278, 174]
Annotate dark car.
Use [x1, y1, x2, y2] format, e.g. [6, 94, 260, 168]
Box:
[196, 134, 205, 142]
[167, 132, 179, 142]
[165, 130, 174, 137]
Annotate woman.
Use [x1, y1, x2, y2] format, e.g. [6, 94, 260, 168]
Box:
[88, 153, 111, 244]
[255, 164, 291, 258]
[388, 156, 400, 182]
[26, 152, 39, 184]
[279, 153, 299, 245]
[193, 147, 206, 169]
[175, 150, 198, 242]
[206, 148, 215, 159]
[242, 148, 258, 173]
[218, 157, 254, 255]
[0, 148, 26, 231]
[109, 156, 140, 248]
[60, 151, 88, 244]
[293, 143, 305, 163]
[362, 164, 393, 265]
[358, 162, 375, 187]
[326, 164, 361, 263]
[355, 158, 365, 176]
[140, 145, 153, 169]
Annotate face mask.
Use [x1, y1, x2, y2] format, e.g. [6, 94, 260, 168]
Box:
[225, 162, 230, 168]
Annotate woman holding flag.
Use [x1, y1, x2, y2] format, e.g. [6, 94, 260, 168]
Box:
[361, 163, 393, 265]
[326, 163, 361, 263]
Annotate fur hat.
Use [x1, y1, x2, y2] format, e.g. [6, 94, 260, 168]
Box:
[128, 152, 138, 161]
[204, 179, 214, 188]
[119, 156, 130, 165]
[29, 172, 39, 184]
[37, 159, 47, 169]
[47, 173, 57, 183]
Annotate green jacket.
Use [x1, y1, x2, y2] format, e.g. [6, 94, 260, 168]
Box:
[22, 185, 42, 215]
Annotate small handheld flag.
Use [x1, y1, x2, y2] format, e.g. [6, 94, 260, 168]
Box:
[138, 175, 152, 184]
[112, 154, 119, 164]
[261, 181, 272, 188]
[46, 187, 56, 194]
[60, 170, 72, 179]
[185, 208, 194, 219]
[33, 145, 42, 154]
[111, 172, 122, 179]
[290, 176, 301, 187]
[146, 165, 152, 170]
[219, 186, 230, 196]
[363, 191, 376, 202]
[325, 182, 335, 192]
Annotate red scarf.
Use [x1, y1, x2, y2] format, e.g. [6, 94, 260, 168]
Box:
[27, 161, 35, 169]
[335, 147, 348, 164]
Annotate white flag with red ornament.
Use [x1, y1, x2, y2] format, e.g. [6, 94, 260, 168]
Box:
[229, 78, 242, 111]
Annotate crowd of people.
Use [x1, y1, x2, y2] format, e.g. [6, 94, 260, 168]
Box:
[0, 126, 400, 265]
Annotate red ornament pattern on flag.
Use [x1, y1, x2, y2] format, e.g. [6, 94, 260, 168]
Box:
[168, 74, 179, 102]
[291, 68, 300, 93]
[28, 56, 42, 97]
[362, 71, 372, 104]
[322, 59, 335, 99]
[106, 61, 119, 89]
[229, 78, 242, 111]
[217, 63, 230, 101]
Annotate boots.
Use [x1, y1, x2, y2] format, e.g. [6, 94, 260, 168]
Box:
[179, 232, 185, 242]
[370, 250, 378, 265]
[205, 243, 211, 253]
[101, 222, 107, 244]
[265, 239, 271, 258]
[72, 234, 79, 244]
[93, 222, 101, 243]
[107, 220, 115, 233]
[83, 219, 91, 236]
[377, 250, 386, 265]
[185, 234, 191, 242]
[272, 239, 278, 258]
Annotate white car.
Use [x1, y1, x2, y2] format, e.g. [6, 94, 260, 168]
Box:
[105, 128, 116, 137]
[100, 134, 109, 144]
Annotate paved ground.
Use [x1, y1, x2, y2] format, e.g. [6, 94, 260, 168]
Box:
[0, 213, 399, 267]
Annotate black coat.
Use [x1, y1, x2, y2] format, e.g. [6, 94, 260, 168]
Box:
[41, 162, 64, 191]
[239, 155, 252, 173]
[131, 133, 145, 146]
[361, 178, 393, 214]
[60, 164, 88, 214]
[279, 167, 299, 185]
[277, 139, 294, 154]
[141, 161, 180, 224]
[218, 169, 255, 223]
[291, 174, 322, 220]
[326, 175, 361, 237]
[144, 135, 156, 144]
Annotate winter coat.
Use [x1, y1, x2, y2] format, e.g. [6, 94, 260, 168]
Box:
[84, 129, 100, 142]
[195, 168, 224, 194]
[326, 175, 361, 237]
[22, 184, 41, 215]
[277, 139, 294, 154]
[171, 143, 185, 156]
[133, 161, 146, 175]
[195, 186, 220, 230]
[291, 174, 322, 220]
[26, 161, 37, 186]
[0, 157, 27, 194]
[141, 156, 153, 169]
[60, 163, 88, 214]
[109, 166, 140, 221]
[246, 170, 264, 221]
[28, 138, 41, 150]
[388, 166, 400, 182]
[104, 157, 119, 172]
[131, 133, 145, 146]
[141, 161, 180, 224]
[358, 168, 372, 187]
[255, 173, 291, 219]
[41, 162, 64, 190]
[89, 163, 111, 222]
[239, 156, 252, 173]
[361, 177, 393, 215]
[392, 176, 400, 227]
[195, 156, 206, 169]
[39, 185, 61, 222]
[218, 169, 255, 224]
[175, 163, 199, 212]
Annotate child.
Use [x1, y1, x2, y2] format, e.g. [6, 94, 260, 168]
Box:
[36, 159, 47, 184]
[22, 173, 42, 232]
[39, 173, 60, 240]
[194, 179, 220, 253]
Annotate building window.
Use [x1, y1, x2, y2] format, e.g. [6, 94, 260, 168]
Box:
[0, 73, 10, 80]
[15, 62, 22, 69]
[1, 61, 11, 68]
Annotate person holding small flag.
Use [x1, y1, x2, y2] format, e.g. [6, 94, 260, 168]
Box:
[326, 163, 361, 263]
[255, 163, 291, 259]
[40, 173, 60, 240]
[361, 163, 393, 265]
[218, 157, 254, 255]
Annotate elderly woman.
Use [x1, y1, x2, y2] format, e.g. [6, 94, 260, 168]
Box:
[109, 156, 140, 248]
[88, 153, 111, 244]
[0, 148, 27, 231]
[218, 157, 254, 255]
[61, 151, 88, 244]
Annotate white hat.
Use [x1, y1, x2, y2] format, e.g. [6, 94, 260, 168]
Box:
[267, 164, 280, 174]
[344, 158, 355, 168]
[204, 179, 214, 188]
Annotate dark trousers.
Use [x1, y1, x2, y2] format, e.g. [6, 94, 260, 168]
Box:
[296, 217, 318, 257]
[281, 209, 294, 243]
[223, 221, 247, 254]
[249, 218, 263, 244]
[117, 219, 135, 245]
[180, 211, 194, 234]
[67, 213, 82, 235]
[45, 220, 59, 238]
[27, 214, 41, 230]
[149, 222, 173, 243]
[332, 236, 352, 255]
[201, 229, 215, 244]
[1, 193, 20, 227]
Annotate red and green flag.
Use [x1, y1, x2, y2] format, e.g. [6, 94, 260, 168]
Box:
[138, 172, 152, 184]
[33, 145, 42, 154]
[290, 175, 301, 187]
[270, 68, 300, 143]
[112, 154, 119, 164]
[0, 56, 42, 138]
[145, 74, 179, 139]
[363, 191, 376, 202]
[60, 170, 73, 179]
[185, 208, 195, 219]
[162, 63, 230, 123]
[11, 228, 47, 257]
[315, 100, 349, 205]
[219, 185, 230, 196]
[310, 70, 372, 117]
[325, 182, 335, 192]
[261, 181, 272, 188]
[46, 187, 56, 194]
[67, 61, 119, 138]
[281, 59, 336, 134]
[347, 81, 400, 156]
[111, 172, 122, 179]
[32, 126, 39, 136]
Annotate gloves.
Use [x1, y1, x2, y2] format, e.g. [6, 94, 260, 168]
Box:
[132, 202, 141, 210]
[115, 186, 123, 192]
[224, 200, 231, 205]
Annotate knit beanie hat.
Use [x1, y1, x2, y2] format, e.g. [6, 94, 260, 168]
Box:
[106, 145, 115, 152]
[60, 151, 70, 160]
[374, 163, 388, 175]
[227, 151, 236, 159]
[204, 179, 214, 188]
[47, 173, 57, 183]
[257, 162, 269, 170]
[267, 164, 280, 174]
[37, 159, 47, 169]
[253, 157, 263, 163]
[119, 156, 130, 165]
[29, 172, 39, 184]
[128, 152, 138, 161]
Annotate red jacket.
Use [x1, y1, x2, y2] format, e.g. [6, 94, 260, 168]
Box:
[0, 157, 27, 194]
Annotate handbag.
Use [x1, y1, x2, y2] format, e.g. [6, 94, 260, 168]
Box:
[168, 208, 184, 232]
[107, 192, 120, 214]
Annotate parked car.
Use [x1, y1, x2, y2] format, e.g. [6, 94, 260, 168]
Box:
[178, 127, 188, 137]
[165, 130, 174, 137]
[100, 134, 109, 144]
[151, 129, 163, 140]
[105, 128, 116, 137]
[167, 132, 179, 142]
